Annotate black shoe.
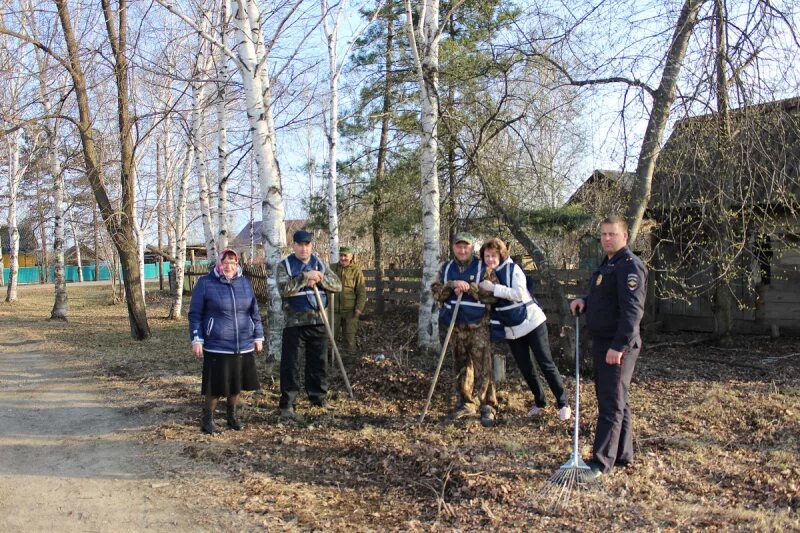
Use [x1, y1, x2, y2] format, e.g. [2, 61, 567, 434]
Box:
[614, 460, 633, 469]
[226, 405, 243, 431]
[310, 398, 333, 410]
[201, 407, 216, 434]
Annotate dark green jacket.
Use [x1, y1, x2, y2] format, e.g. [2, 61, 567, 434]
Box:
[331, 262, 367, 314]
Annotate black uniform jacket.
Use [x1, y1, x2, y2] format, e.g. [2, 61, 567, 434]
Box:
[585, 246, 648, 353]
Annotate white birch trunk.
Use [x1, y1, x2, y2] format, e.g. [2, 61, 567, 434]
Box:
[5, 130, 21, 303]
[216, 0, 231, 252]
[190, 6, 217, 265]
[321, 0, 343, 262]
[72, 216, 84, 283]
[169, 144, 194, 319]
[50, 152, 68, 319]
[192, 76, 217, 265]
[407, 0, 441, 350]
[234, 0, 287, 359]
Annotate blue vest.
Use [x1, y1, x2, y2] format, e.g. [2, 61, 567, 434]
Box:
[438, 257, 486, 325]
[491, 260, 532, 328]
[283, 254, 328, 312]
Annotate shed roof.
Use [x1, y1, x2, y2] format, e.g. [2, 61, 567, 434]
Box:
[651, 97, 800, 210]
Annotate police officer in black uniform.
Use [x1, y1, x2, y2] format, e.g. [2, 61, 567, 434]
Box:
[570, 216, 647, 481]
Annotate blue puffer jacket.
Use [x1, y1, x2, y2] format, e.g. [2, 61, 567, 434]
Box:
[188, 267, 265, 354]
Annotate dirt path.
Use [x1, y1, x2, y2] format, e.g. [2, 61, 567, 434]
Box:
[0, 340, 239, 532]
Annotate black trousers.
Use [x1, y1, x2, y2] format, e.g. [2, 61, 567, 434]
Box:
[506, 323, 567, 409]
[590, 336, 640, 473]
[280, 325, 328, 408]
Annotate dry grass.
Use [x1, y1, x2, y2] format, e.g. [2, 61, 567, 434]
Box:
[1, 283, 799, 531]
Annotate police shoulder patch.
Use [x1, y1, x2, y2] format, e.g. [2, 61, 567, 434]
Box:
[626, 273, 640, 291]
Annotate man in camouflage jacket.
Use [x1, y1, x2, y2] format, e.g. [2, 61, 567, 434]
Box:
[331, 246, 367, 358]
[277, 230, 342, 419]
[431, 233, 498, 427]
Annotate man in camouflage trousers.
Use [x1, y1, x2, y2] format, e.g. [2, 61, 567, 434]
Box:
[331, 246, 366, 358]
[431, 233, 498, 427]
[277, 230, 342, 420]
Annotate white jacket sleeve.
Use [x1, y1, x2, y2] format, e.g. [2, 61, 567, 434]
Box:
[492, 264, 532, 302]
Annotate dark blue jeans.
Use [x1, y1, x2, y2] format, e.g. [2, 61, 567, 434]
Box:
[506, 323, 567, 409]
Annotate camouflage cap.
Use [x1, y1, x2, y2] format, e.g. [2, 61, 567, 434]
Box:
[453, 232, 476, 245]
[339, 246, 354, 256]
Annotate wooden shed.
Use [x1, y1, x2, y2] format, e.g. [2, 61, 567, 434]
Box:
[649, 97, 800, 335]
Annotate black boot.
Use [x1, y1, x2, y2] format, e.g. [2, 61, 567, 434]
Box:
[201, 407, 216, 434]
[226, 404, 243, 431]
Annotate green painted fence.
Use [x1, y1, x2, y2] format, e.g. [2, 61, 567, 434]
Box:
[1, 262, 183, 285]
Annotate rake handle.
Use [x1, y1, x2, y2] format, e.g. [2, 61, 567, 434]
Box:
[419, 292, 462, 424]
[572, 313, 581, 463]
[313, 285, 354, 399]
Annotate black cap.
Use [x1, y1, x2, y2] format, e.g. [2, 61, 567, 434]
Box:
[293, 229, 314, 243]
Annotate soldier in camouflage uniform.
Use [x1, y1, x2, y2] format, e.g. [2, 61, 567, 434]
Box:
[277, 230, 342, 420]
[431, 233, 499, 427]
[331, 246, 366, 358]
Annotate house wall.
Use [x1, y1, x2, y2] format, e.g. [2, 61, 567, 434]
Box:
[756, 242, 800, 334]
[655, 237, 800, 335]
[1, 253, 37, 268]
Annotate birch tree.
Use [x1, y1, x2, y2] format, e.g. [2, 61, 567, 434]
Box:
[192, 2, 218, 264]
[4, 128, 21, 303]
[169, 142, 194, 319]
[216, 0, 231, 252]
[406, 0, 442, 351]
[320, 0, 345, 262]
[68, 212, 84, 283]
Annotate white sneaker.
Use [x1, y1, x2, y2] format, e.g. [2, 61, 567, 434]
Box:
[558, 406, 572, 421]
[527, 405, 544, 417]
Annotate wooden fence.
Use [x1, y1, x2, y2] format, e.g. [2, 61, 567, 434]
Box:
[180, 263, 590, 329]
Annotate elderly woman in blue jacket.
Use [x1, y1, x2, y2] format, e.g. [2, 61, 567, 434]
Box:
[189, 249, 264, 434]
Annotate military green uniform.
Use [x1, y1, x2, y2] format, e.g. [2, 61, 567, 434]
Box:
[331, 260, 366, 355]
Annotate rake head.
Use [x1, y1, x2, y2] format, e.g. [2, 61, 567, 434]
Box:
[537, 456, 594, 511]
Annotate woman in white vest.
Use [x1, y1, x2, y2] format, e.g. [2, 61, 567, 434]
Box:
[479, 238, 571, 421]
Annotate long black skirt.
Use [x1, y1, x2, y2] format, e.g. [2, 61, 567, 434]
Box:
[201, 350, 260, 397]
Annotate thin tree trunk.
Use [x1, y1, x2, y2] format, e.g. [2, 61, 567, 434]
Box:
[625, 0, 705, 242]
[169, 144, 193, 319]
[406, 0, 441, 351]
[711, 0, 733, 337]
[156, 141, 164, 290]
[50, 163, 68, 320]
[72, 215, 84, 282]
[217, 0, 231, 252]
[38, 197, 48, 284]
[321, 0, 343, 262]
[372, 2, 394, 316]
[93, 205, 100, 281]
[191, 54, 217, 264]
[5, 130, 21, 303]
